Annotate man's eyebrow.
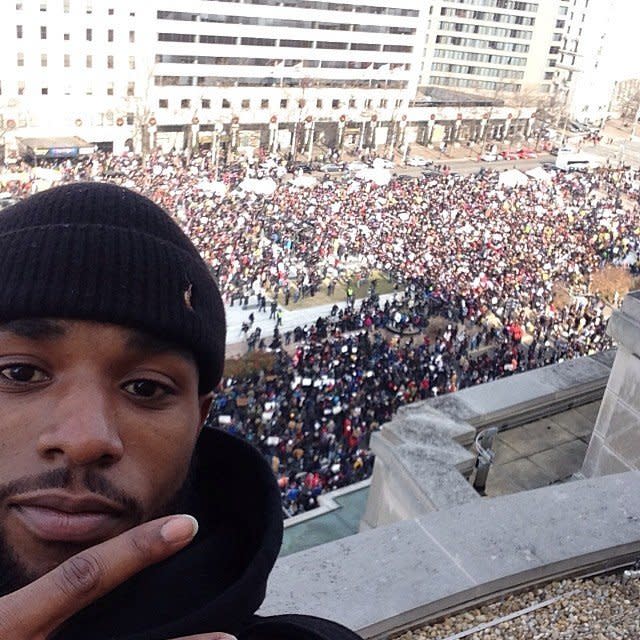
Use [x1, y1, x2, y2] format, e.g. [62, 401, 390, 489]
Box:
[125, 330, 195, 364]
[0, 319, 67, 339]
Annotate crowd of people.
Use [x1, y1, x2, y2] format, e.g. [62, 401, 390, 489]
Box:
[2, 149, 639, 517]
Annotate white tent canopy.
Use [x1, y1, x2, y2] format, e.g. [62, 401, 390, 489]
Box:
[355, 168, 392, 186]
[525, 166, 552, 183]
[238, 177, 277, 195]
[290, 175, 318, 189]
[197, 180, 228, 197]
[498, 168, 528, 188]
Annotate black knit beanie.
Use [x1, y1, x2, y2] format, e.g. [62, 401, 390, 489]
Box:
[0, 182, 226, 391]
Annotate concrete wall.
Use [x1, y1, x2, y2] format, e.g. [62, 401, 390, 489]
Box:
[583, 291, 640, 476]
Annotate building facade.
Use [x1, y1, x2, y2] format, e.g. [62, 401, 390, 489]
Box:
[0, 0, 429, 157]
[420, 0, 569, 96]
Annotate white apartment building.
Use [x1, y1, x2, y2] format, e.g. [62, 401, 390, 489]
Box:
[419, 0, 570, 96]
[553, 0, 635, 126]
[0, 0, 427, 156]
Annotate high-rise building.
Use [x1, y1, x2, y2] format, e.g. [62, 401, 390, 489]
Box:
[0, 0, 427, 154]
[420, 0, 569, 96]
[553, 0, 636, 126]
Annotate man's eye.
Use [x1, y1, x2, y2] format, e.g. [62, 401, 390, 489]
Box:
[0, 364, 48, 384]
[123, 380, 173, 400]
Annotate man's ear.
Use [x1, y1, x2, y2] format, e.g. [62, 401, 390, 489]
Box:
[198, 393, 214, 433]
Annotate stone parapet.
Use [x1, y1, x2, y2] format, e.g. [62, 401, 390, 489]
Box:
[583, 292, 640, 476]
[260, 471, 640, 638]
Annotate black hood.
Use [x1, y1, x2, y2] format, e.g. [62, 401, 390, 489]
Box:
[54, 427, 284, 639]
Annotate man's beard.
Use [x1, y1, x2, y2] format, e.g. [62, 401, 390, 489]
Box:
[0, 460, 196, 597]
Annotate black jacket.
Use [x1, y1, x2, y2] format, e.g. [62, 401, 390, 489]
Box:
[54, 428, 361, 640]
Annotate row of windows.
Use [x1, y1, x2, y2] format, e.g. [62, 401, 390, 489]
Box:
[20, 25, 135, 42]
[442, 0, 537, 11]
[11, 82, 134, 97]
[439, 21, 533, 39]
[155, 55, 408, 71]
[430, 75, 521, 92]
[155, 75, 407, 89]
[158, 95, 404, 111]
[434, 35, 529, 53]
[17, 52, 136, 69]
[156, 11, 416, 35]
[440, 8, 535, 26]
[157, 33, 411, 49]
[433, 49, 526, 66]
[17, 1, 135, 17]
[431, 62, 524, 79]
[204, 0, 419, 17]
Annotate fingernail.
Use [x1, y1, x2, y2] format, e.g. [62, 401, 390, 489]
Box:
[160, 515, 199, 544]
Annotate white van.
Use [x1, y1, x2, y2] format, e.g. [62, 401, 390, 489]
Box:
[555, 149, 600, 171]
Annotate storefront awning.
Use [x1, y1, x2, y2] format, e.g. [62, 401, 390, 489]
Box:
[17, 136, 96, 159]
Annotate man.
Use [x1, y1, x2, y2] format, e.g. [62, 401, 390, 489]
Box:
[0, 182, 360, 640]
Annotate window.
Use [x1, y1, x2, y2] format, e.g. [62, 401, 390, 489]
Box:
[159, 98, 168, 108]
[40, 26, 47, 39]
[280, 98, 287, 108]
[86, 85, 93, 95]
[41, 87, 48, 95]
[180, 98, 190, 108]
[201, 98, 210, 109]
[16, 25, 23, 38]
[107, 82, 114, 95]
[395, 99, 403, 108]
[86, 55, 93, 68]
[107, 55, 114, 69]
[127, 82, 135, 96]
[222, 98, 231, 108]
[129, 56, 135, 70]
[379, 99, 387, 108]
[41, 53, 48, 67]
[316, 99, 323, 109]
[241, 99, 250, 109]
[108, 29, 114, 42]
[86, 1, 92, 13]
[64, 53, 70, 67]
[261, 98, 269, 109]
[40, 1, 46, 10]
[16, 1, 23, 8]
[332, 99, 340, 109]
[63, 0, 69, 11]
[86, 29, 93, 41]
[129, 30, 135, 43]
[364, 99, 372, 109]
[64, 33, 70, 40]
[126, 112, 134, 125]
[108, 8, 114, 15]
[18, 82, 24, 95]
[17, 53, 24, 67]
[349, 98, 356, 109]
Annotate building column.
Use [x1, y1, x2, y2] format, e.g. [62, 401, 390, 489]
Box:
[582, 291, 640, 477]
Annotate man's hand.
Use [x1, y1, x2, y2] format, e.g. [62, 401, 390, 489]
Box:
[0, 514, 236, 640]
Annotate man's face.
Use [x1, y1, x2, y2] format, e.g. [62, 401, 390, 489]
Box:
[0, 319, 211, 591]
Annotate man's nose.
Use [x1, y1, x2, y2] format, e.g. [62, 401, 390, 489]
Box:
[37, 385, 124, 466]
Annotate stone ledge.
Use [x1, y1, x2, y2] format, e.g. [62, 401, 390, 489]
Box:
[260, 471, 640, 637]
[426, 350, 614, 431]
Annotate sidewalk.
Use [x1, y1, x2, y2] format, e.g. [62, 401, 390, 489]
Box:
[225, 293, 398, 357]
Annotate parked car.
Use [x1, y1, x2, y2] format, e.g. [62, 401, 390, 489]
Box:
[499, 150, 519, 160]
[346, 161, 369, 172]
[320, 163, 346, 174]
[373, 158, 395, 169]
[406, 156, 431, 167]
[287, 162, 313, 174]
[421, 168, 442, 179]
[480, 152, 498, 162]
[516, 148, 537, 159]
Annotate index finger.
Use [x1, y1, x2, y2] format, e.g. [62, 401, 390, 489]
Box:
[0, 514, 198, 638]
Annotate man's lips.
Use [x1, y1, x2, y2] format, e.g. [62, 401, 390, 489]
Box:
[9, 493, 125, 543]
